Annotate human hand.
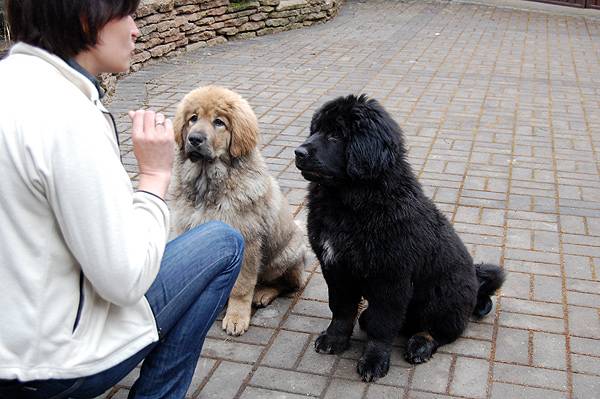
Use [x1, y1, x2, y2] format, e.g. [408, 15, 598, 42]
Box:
[129, 109, 175, 199]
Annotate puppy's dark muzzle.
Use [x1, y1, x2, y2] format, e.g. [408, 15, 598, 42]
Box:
[294, 146, 310, 169]
[186, 132, 214, 162]
[295, 145, 329, 182]
[188, 132, 206, 148]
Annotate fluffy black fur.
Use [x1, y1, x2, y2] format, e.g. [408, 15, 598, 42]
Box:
[294, 94, 505, 382]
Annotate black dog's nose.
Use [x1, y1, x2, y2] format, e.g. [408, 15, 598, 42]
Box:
[294, 146, 309, 160]
[188, 133, 206, 147]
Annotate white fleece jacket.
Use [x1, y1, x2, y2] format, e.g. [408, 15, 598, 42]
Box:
[0, 43, 169, 381]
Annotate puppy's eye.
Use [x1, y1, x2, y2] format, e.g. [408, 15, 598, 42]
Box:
[189, 114, 198, 124]
[213, 118, 226, 128]
[327, 136, 340, 143]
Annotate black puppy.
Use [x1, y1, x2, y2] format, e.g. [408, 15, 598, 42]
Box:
[295, 95, 505, 382]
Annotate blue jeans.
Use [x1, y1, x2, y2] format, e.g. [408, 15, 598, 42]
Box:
[1, 221, 244, 399]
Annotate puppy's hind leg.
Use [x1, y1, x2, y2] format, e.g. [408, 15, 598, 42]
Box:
[404, 332, 440, 364]
[254, 237, 306, 307]
[405, 291, 472, 364]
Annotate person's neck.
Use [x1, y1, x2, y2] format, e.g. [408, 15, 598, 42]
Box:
[73, 51, 100, 76]
[68, 54, 105, 98]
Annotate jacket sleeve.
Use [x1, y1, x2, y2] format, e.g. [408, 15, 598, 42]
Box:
[37, 109, 170, 307]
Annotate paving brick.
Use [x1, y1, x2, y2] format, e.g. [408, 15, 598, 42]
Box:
[571, 337, 600, 359]
[493, 363, 568, 391]
[567, 290, 600, 308]
[240, 386, 317, 399]
[573, 373, 600, 399]
[365, 384, 405, 399]
[532, 275, 563, 303]
[250, 366, 328, 396]
[187, 358, 217, 396]
[501, 272, 531, 299]
[440, 337, 491, 359]
[198, 361, 252, 399]
[323, 378, 367, 399]
[564, 254, 594, 279]
[499, 312, 564, 334]
[292, 299, 331, 318]
[504, 259, 561, 277]
[301, 273, 329, 301]
[506, 228, 533, 250]
[505, 248, 561, 265]
[449, 357, 489, 398]
[201, 338, 263, 363]
[463, 322, 494, 341]
[490, 382, 566, 399]
[560, 215, 587, 234]
[283, 314, 330, 334]
[411, 353, 452, 394]
[568, 306, 600, 339]
[261, 330, 310, 368]
[571, 353, 600, 375]
[454, 206, 481, 224]
[495, 327, 530, 365]
[532, 332, 567, 370]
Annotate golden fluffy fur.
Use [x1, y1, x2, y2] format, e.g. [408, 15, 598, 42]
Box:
[171, 85, 307, 336]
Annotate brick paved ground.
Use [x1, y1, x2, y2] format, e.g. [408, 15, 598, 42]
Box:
[100, 0, 600, 397]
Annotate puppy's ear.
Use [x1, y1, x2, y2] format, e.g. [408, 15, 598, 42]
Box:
[173, 101, 188, 151]
[229, 99, 259, 158]
[346, 112, 399, 180]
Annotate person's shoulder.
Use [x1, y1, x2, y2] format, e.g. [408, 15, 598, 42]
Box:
[1, 52, 95, 109]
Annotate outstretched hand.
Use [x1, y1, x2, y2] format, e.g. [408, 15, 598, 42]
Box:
[129, 109, 175, 199]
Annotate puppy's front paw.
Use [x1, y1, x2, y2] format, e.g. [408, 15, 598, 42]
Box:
[404, 334, 437, 364]
[314, 331, 350, 354]
[357, 350, 390, 382]
[222, 310, 250, 336]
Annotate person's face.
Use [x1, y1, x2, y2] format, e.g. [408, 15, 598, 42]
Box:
[87, 15, 139, 74]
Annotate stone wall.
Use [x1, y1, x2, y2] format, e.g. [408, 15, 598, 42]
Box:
[101, 0, 343, 94]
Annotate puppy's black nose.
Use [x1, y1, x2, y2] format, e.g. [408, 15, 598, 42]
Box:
[294, 146, 309, 160]
[188, 133, 206, 147]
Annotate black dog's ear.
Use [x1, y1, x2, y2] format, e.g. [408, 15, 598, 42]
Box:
[346, 107, 399, 180]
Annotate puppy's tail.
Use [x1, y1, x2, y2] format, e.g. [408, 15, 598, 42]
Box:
[473, 263, 505, 319]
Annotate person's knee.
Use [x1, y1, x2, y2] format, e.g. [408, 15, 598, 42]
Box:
[203, 221, 244, 272]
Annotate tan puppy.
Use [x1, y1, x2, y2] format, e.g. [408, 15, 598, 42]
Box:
[171, 86, 307, 336]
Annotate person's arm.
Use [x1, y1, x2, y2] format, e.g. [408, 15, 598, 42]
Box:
[130, 109, 174, 200]
[41, 108, 174, 306]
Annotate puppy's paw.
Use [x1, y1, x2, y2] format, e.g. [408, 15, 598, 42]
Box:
[252, 287, 280, 308]
[314, 331, 350, 354]
[357, 350, 390, 382]
[222, 310, 250, 336]
[404, 334, 437, 364]
[473, 296, 493, 319]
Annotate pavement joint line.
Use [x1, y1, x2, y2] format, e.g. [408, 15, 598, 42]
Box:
[544, 13, 575, 399]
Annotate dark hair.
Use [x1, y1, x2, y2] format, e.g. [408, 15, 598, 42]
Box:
[6, 0, 140, 59]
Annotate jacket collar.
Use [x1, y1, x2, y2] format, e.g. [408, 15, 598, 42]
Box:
[66, 58, 106, 99]
[9, 42, 101, 103]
